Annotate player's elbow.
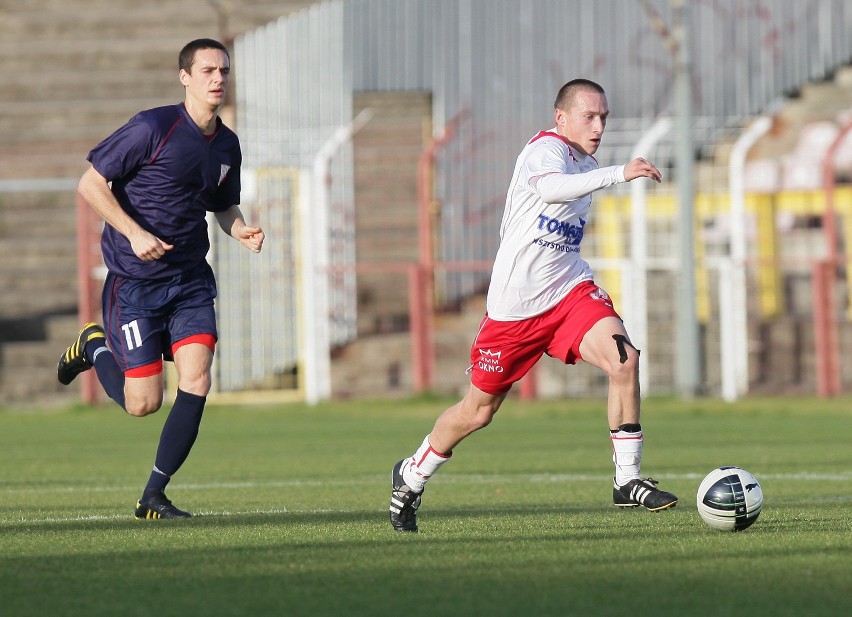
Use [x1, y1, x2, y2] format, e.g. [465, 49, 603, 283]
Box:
[77, 167, 107, 201]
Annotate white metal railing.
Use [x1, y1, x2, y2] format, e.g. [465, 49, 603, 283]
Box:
[224, 0, 852, 400]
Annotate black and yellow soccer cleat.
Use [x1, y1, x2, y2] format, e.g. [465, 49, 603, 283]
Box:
[613, 477, 678, 511]
[57, 322, 105, 385]
[134, 491, 192, 519]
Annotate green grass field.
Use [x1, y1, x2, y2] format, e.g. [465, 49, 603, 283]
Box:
[1, 395, 850, 617]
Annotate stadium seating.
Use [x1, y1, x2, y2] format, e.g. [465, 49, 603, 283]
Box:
[0, 0, 316, 405]
[2, 2, 852, 404]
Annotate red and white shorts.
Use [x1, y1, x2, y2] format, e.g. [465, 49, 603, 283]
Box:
[469, 280, 620, 395]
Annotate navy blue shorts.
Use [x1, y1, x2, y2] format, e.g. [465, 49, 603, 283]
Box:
[102, 262, 218, 375]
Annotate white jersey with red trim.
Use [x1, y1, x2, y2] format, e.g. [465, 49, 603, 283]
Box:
[486, 129, 626, 321]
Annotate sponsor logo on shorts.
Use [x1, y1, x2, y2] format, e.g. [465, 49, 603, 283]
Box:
[477, 348, 504, 373]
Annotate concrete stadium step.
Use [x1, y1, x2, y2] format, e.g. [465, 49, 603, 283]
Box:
[0, 261, 77, 286]
[0, 189, 78, 210]
[434, 295, 486, 334]
[0, 338, 65, 403]
[355, 237, 418, 263]
[0, 255, 78, 318]
[330, 292, 554, 399]
[0, 121, 149, 148]
[45, 314, 86, 343]
[0, 0, 319, 406]
[0, 339, 64, 368]
[0, 98, 170, 135]
[0, 8, 217, 41]
[0, 1, 312, 42]
[0, 39, 181, 74]
[0, 141, 98, 173]
[0, 236, 78, 259]
[331, 332, 412, 397]
[0, 147, 89, 180]
[0, 291, 77, 319]
[2, 69, 178, 104]
[0, 362, 72, 405]
[350, 92, 429, 337]
[0, 207, 76, 236]
[0, 314, 83, 405]
[352, 195, 419, 221]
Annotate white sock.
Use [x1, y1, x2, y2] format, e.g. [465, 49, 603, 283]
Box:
[611, 427, 643, 486]
[401, 435, 452, 493]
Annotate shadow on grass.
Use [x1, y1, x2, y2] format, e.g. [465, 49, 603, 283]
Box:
[2, 501, 652, 532]
[2, 502, 849, 617]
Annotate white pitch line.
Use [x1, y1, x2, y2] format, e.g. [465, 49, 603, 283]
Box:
[6, 494, 852, 526]
[3, 472, 851, 525]
[4, 508, 326, 525]
[0, 478, 369, 495]
[1, 471, 850, 497]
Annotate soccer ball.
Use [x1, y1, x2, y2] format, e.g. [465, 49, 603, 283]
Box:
[696, 466, 763, 531]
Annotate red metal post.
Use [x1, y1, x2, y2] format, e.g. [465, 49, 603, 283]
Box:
[408, 264, 428, 392]
[519, 366, 538, 400]
[815, 120, 852, 397]
[76, 192, 98, 404]
[812, 261, 833, 398]
[414, 110, 466, 392]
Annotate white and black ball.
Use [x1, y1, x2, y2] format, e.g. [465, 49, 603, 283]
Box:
[696, 466, 763, 531]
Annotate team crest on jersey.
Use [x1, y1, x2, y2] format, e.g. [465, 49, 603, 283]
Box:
[218, 164, 231, 185]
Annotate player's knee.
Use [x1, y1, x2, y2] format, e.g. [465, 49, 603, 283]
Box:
[608, 334, 639, 381]
[609, 356, 638, 385]
[466, 400, 501, 432]
[468, 413, 493, 432]
[124, 395, 163, 417]
[178, 372, 211, 396]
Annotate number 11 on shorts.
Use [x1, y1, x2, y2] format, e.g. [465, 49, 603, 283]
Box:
[121, 320, 143, 350]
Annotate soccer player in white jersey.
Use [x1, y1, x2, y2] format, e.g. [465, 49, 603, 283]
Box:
[389, 79, 677, 532]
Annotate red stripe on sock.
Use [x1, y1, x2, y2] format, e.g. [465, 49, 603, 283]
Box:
[415, 446, 451, 467]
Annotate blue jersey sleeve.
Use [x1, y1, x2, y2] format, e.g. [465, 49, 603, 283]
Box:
[87, 114, 155, 181]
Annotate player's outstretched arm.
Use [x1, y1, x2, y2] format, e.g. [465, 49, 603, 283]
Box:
[623, 157, 662, 183]
[215, 205, 265, 253]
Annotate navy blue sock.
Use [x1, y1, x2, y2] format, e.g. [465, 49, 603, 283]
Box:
[90, 346, 126, 410]
[143, 389, 206, 497]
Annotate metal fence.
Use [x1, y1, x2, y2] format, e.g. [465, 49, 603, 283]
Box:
[217, 0, 852, 401]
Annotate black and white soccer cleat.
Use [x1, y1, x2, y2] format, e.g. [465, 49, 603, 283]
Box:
[389, 459, 423, 532]
[613, 477, 678, 511]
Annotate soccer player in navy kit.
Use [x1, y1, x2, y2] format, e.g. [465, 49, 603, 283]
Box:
[58, 39, 264, 519]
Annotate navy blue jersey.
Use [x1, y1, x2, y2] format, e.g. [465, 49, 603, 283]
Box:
[87, 103, 241, 279]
